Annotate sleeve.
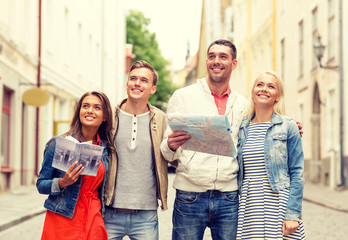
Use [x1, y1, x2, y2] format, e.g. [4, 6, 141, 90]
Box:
[285, 120, 305, 221]
[36, 138, 65, 195]
[160, 90, 185, 162]
[51, 178, 64, 194]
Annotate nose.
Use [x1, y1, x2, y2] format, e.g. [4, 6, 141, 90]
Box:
[87, 106, 94, 113]
[135, 78, 141, 86]
[213, 57, 220, 64]
[261, 85, 268, 92]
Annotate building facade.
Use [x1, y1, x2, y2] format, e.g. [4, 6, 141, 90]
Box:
[0, 0, 127, 191]
[232, 0, 275, 98]
[196, 0, 233, 80]
[275, 0, 347, 189]
[230, 0, 347, 189]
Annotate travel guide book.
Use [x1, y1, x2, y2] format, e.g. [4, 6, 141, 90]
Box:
[52, 136, 104, 176]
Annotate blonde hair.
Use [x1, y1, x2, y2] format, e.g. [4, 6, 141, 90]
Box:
[246, 70, 285, 118]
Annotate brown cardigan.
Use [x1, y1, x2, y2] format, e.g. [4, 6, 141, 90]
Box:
[104, 99, 168, 210]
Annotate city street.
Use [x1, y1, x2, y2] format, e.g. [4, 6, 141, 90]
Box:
[0, 173, 347, 239]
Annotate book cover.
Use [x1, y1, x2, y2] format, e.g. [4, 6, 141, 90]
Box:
[52, 136, 105, 176]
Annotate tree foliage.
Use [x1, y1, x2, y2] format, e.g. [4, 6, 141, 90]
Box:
[126, 10, 176, 110]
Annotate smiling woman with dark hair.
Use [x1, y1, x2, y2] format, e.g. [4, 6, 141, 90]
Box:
[37, 91, 114, 240]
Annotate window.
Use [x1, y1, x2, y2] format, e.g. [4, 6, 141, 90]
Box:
[77, 23, 82, 76]
[327, 89, 336, 150]
[46, 0, 53, 55]
[268, 42, 272, 70]
[328, 0, 335, 60]
[64, 7, 70, 66]
[298, 20, 304, 78]
[281, 38, 285, 81]
[1, 88, 12, 168]
[298, 103, 304, 126]
[312, 7, 318, 69]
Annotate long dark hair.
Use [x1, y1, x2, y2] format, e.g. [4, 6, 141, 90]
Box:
[65, 91, 115, 152]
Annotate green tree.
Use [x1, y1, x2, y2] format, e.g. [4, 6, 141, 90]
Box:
[126, 10, 176, 110]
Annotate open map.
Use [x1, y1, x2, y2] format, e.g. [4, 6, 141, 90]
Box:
[168, 113, 236, 157]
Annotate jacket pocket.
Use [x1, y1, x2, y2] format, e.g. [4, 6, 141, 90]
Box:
[272, 132, 287, 140]
[271, 132, 288, 177]
[272, 132, 287, 151]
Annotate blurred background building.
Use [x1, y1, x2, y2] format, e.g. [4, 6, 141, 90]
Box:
[193, 0, 347, 190]
[1, 0, 347, 192]
[0, 0, 128, 191]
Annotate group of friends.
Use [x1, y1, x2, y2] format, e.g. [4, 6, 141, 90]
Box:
[36, 39, 306, 240]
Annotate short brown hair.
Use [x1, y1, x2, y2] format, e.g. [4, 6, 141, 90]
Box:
[129, 60, 159, 85]
[207, 39, 237, 60]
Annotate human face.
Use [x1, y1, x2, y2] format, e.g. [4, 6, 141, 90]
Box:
[206, 44, 237, 84]
[126, 67, 157, 102]
[252, 73, 280, 108]
[79, 95, 105, 130]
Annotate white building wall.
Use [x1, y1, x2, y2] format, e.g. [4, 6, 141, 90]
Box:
[106, 0, 126, 104]
[0, 0, 38, 190]
[232, 0, 274, 99]
[205, 0, 223, 46]
[0, 0, 126, 191]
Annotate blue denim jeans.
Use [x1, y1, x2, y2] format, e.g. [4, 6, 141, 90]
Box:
[172, 190, 239, 240]
[104, 208, 158, 240]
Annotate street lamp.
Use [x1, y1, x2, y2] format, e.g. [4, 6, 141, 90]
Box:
[313, 36, 339, 70]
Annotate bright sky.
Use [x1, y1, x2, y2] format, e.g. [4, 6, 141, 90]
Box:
[124, 0, 203, 70]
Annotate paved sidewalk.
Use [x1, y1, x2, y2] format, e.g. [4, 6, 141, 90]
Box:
[303, 182, 348, 213]
[0, 185, 46, 232]
[0, 179, 347, 233]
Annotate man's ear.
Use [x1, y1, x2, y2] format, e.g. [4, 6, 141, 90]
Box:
[150, 85, 157, 95]
[232, 59, 238, 70]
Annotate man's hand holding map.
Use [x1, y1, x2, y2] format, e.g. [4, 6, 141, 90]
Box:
[167, 113, 236, 157]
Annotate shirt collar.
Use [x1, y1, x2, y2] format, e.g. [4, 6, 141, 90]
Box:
[211, 85, 231, 98]
[76, 132, 101, 146]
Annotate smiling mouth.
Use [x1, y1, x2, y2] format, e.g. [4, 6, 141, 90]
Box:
[211, 67, 224, 72]
[132, 89, 143, 93]
[257, 94, 270, 98]
[85, 116, 96, 120]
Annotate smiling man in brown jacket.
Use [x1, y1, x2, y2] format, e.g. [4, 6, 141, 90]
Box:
[104, 60, 168, 240]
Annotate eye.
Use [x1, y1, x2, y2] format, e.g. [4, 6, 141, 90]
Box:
[82, 104, 89, 108]
[95, 106, 101, 110]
